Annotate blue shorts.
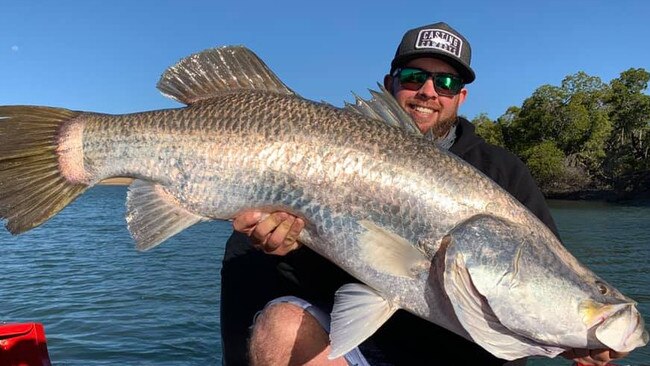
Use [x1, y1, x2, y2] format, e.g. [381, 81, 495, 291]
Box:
[255, 296, 371, 366]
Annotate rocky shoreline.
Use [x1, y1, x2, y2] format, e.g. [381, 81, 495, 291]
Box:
[545, 189, 650, 203]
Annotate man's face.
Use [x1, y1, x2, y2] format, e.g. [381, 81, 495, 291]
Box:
[384, 57, 467, 137]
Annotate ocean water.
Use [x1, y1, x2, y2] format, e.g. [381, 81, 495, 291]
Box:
[1, 186, 648, 365]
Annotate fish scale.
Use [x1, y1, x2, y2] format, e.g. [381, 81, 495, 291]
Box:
[0, 45, 646, 361]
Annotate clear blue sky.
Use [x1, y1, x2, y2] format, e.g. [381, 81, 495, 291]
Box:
[2, 1, 648, 120]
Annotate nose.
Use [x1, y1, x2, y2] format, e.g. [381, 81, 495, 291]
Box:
[417, 78, 438, 98]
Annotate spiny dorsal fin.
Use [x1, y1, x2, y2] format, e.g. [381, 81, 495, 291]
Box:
[126, 180, 206, 251]
[343, 84, 426, 137]
[157, 46, 296, 105]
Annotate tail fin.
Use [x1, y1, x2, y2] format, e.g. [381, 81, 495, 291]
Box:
[0, 106, 89, 234]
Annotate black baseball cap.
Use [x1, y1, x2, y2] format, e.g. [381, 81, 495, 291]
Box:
[390, 22, 475, 84]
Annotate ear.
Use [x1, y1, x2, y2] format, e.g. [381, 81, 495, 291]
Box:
[383, 74, 394, 93]
[457, 87, 468, 107]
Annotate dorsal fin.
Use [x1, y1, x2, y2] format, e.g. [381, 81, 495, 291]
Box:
[156, 46, 296, 105]
[343, 84, 427, 138]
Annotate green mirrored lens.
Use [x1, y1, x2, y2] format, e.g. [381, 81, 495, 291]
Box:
[399, 69, 428, 83]
[436, 75, 464, 95]
[437, 75, 453, 89]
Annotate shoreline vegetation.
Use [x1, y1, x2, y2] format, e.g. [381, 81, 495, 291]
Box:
[472, 68, 649, 202]
[546, 189, 650, 202]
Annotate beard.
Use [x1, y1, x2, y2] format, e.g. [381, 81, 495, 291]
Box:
[432, 95, 462, 138]
[406, 95, 462, 138]
[430, 112, 459, 138]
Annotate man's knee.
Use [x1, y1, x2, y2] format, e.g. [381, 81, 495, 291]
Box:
[251, 302, 308, 344]
[249, 302, 334, 365]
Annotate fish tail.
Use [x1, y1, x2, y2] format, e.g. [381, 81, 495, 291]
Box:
[0, 105, 90, 234]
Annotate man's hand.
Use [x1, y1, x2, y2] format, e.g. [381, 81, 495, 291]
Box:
[561, 348, 628, 365]
[233, 211, 305, 255]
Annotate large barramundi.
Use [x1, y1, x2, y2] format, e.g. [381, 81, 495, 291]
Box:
[0, 46, 647, 361]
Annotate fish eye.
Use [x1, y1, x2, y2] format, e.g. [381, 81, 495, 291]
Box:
[595, 281, 609, 295]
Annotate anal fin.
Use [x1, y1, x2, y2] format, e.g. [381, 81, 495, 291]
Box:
[126, 180, 206, 251]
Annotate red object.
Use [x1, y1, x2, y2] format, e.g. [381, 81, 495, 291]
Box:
[0, 323, 52, 366]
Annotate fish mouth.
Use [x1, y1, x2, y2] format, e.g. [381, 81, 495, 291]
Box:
[581, 300, 650, 352]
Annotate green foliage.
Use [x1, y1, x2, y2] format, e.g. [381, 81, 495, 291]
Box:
[603, 68, 650, 196]
[522, 141, 566, 189]
[472, 113, 505, 147]
[477, 68, 650, 198]
[511, 85, 567, 152]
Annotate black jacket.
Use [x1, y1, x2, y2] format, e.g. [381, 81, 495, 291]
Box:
[450, 118, 559, 237]
[220, 117, 559, 365]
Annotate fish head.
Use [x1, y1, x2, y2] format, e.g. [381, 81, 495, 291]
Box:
[440, 214, 648, 360]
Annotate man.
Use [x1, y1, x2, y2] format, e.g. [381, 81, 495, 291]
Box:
[221, 22, 626, 365]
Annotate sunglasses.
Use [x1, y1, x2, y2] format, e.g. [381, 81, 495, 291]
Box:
[392, 67, 465, 96]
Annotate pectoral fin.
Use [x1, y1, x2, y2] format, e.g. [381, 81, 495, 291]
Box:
[126, 180, 206, 251]
[329, 283, 398, 359]
[358, 220, 428, 278]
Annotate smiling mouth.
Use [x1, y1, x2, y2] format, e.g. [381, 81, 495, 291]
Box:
[409, 104, 438, 115]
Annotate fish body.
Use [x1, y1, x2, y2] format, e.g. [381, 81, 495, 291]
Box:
[0, 46, 647, 360]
